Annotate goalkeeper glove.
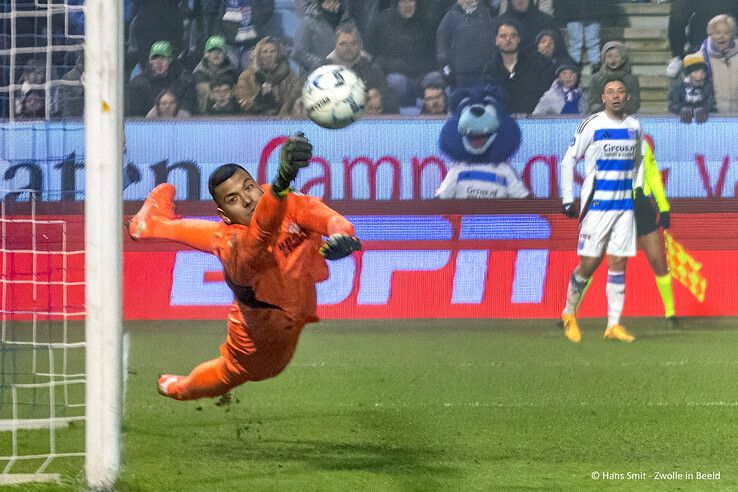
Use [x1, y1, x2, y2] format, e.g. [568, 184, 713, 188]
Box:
[659, 211, 671, 229]
[272, 132, 313, 197]
[562, 202, 578, 218]
[320, 234, 362, 260]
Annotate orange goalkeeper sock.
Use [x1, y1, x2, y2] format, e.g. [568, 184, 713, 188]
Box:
[168, 357, 244, 400]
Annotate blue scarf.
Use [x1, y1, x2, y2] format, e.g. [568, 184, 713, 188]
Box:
[561, 87, 581, 114]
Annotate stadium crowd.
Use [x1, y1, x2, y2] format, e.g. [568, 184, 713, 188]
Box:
[3, 0, 738, 123]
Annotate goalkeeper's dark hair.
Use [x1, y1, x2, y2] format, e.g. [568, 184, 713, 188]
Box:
[208, 163, 248, 200]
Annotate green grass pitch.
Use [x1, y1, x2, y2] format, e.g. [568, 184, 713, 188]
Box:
[5, 317, 738, 490]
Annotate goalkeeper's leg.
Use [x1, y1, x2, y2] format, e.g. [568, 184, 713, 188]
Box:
[128, 183, 223, 253]
[158, 356, 248, 400]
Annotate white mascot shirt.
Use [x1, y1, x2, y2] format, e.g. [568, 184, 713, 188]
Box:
[435, 162, 530, 199]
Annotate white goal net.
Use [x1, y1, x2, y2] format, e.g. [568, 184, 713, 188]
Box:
[0, 191, 86, 484]
[1, 0, 123, 487]
[1, 0, 85, 121]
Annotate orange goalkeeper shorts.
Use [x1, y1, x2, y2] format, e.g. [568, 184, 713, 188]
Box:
[219, 301, 304, 382]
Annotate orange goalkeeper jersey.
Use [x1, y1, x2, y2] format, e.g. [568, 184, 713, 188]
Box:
[182, 186, 354, 324]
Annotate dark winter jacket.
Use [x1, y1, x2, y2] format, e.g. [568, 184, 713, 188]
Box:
[436, 3, 496, 87]
[484, 49, 555, 114]
[57, 54, 84, 118]
[535, 28, 576, 73]
[496, 2, 563, 53]
[193, 56, 239, 86]
[129, 0, 184, 70]
[126, 60, 197, 116]
[365, 3, 437, 78]
[668, 77, 717, 114]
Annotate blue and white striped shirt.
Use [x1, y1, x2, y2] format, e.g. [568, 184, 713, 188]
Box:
[560, 112, 644, 214]
[436, 162, 530, 199]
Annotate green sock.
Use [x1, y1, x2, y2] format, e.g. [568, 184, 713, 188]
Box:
[655, 273, 675, 318]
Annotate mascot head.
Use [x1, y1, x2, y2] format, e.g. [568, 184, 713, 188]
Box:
[439, 86, 521, 164]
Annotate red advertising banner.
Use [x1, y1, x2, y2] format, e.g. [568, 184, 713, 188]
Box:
[4, 205, 736, 320]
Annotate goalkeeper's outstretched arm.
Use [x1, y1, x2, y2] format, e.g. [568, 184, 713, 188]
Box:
[288, 195, 361, 260]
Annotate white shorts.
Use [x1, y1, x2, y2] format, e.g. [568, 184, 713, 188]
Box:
[577, 210, 636, 258]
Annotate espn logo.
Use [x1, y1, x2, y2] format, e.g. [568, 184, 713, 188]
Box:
[169, 215, 552, 307]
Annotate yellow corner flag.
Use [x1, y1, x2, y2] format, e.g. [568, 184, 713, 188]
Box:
[664, 230, 707, 302]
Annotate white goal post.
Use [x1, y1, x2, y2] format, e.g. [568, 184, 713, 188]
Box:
[84, 0, 124, 489]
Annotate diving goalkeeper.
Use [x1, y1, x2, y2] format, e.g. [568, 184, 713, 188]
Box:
[128, 133, 361, 400]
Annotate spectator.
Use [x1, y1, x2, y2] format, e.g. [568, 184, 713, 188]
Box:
[127, 41, 198, 116]
[186, 1, 224, 63]
[420, 82, 449, 115]
[496, 0, 563, 53]
[535, 28, 576, 72]
[365, 0, 440, 107]
[235, 36, 302, 115]
[701, 14, 738, 113]
[14, 56, 57, 117]
[206, 79, 242, 115]
[588, 41, 641, 114]
[666, 0, 738, 76]
[536, 0, 554, 15]
[146, 88, 192, 119]
[554, 0, 610, 69]
[532, 63, 587, 115]
[193, 35, 239, 113]
[426, 0, 458, 26]
[57, 50, 85, 118]
[365, 87, 384, 115]
[436, 0, 496, 88]
[294, 0, 352, 74]
[128, 0, 184, 73]
[669, 52, 716, 123]
[16, 89, 46, 120]
[221, 0, 275, 70]
[324, 21, 398, 112]
[484, 21, 554, 114]
[348, 0, 383, 35]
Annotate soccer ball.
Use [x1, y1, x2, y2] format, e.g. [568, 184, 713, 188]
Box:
[302, 65, 366, 129]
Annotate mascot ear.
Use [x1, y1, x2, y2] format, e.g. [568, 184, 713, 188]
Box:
[448, 88, 474, 113]
[482, 84, 508, 107]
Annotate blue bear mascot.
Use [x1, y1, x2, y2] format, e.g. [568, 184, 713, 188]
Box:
[435, 86, 530, 199]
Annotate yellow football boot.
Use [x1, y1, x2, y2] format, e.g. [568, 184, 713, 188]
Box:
[604, 324, 635, 343]
[561, 313, 581, 343]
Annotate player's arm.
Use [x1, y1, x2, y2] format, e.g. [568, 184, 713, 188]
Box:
[246, 132, 313, 240]
[560, 120, 593, 216]
[289, 195, 361, 260]
[228, 133, 314, 267]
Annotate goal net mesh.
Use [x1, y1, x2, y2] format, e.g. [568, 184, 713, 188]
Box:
[1, 0, 87, 484]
